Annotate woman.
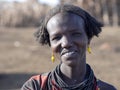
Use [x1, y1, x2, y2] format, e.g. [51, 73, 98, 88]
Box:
[22, 4, 116, 90]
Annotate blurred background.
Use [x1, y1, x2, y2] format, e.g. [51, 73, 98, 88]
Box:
[0, 0, 120, 89]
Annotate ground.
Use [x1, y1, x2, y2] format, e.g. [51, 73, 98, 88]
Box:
[0, 27, 120, 90]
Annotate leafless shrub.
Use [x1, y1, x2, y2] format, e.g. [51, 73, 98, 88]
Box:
[0, 2, 50, 27]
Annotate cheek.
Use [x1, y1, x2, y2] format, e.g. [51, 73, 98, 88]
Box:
[50, 42, 61, 54]
[76, 37, 88, 48]
[76, 39, 87, 58]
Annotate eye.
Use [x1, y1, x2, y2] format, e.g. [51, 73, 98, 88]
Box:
[51, 35, 61, 41]
[72, 32, 81, 37]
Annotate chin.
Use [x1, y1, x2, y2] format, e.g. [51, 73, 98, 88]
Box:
[62, 58, 78, 67]
[61, 54, 81, 66]
[66, 62, 77, 67]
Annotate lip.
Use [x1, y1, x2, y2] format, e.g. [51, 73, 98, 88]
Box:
[62, 51, 78, 59]
[61, 50, 78, 56]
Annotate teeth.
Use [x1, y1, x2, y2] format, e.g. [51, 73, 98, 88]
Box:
[64, 51, 75, 56]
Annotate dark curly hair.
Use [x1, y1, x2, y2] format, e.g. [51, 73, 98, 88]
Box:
[34, 4, 103, 46]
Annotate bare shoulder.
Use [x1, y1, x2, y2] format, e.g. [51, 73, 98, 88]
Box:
[97, 80, 117, 90]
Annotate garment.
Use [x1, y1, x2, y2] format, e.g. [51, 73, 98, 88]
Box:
[21, 64, 99, 90]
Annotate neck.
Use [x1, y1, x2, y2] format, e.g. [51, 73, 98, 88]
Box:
[60, 61, 86, 85]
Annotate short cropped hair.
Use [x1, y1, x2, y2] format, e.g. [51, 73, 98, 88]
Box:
[34, 4, 103, 46]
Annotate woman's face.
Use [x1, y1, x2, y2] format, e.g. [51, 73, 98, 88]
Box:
[47, 13, 88, 66]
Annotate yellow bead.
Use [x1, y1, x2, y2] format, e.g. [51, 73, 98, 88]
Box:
[87, 47, 92, 54]
[51, 55, 55, 62]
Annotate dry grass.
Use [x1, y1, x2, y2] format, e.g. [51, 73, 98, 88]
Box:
[0, 27, 120, 89]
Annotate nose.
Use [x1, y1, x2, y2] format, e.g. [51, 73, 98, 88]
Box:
[61, 36, 73, 48]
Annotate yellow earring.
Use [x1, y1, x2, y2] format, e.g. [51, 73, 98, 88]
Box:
[87, 46, 92, 54]
[51, 52, 55, 62]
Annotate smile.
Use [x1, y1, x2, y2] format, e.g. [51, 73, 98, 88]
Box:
[61, 51, 78, 57]
[64, 51, 75, 55]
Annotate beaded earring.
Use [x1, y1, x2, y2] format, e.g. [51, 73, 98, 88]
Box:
[87, 46, 92, 54]
[51, 52, 55, 62]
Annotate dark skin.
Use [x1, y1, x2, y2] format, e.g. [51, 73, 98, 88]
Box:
[47, 13, 116, 90]
[47, 13, 87, 85]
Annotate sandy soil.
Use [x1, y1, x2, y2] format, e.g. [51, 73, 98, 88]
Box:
[0, 27, 120, 90]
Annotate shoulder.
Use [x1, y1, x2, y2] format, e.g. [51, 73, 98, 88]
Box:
[21, 75, 41, 90]
[97, 80, 117, 90]
[21, 72, 50, 90]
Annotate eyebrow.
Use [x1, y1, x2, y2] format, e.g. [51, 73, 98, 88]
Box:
[68, 28, 83, 33]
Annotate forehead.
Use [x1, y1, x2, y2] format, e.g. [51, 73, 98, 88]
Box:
[47, 12, 85, 32]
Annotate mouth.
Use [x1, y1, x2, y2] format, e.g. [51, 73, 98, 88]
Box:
[61, 50, 78, 57]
